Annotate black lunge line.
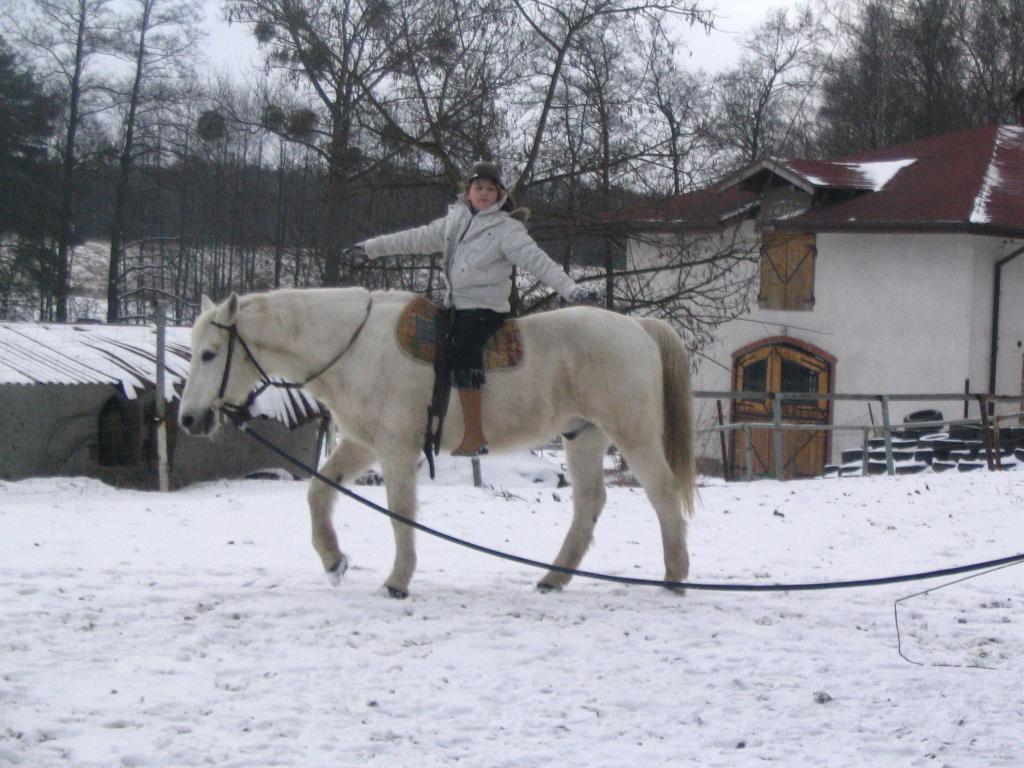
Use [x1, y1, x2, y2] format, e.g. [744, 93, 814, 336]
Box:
[237, 422, 1024, 593]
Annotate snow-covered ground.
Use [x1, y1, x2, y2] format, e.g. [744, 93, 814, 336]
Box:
[2, 454, 1023, 767]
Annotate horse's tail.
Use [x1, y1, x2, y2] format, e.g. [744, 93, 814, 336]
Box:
[637, 317, 696, 517]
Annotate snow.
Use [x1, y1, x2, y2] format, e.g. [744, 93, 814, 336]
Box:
[0, 322, 190, 399]
[2, 454, 1023, 767]
[0, 322, 319, 426]
[970, 126, 1024, 224]
[842, 159, 917, 191]
[801, 159, 916, 192]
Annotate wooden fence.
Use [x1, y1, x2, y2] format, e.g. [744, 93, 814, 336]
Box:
[694, 391, 1024, 481]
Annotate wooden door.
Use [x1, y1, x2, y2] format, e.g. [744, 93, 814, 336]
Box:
[730, 342, 833, 479]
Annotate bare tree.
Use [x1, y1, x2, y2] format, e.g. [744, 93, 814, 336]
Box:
[0, 39, 61, 319]
[105, 0, 202, 321]
[956, 0, 1024, 123]
[617, 227, 759, 358]
[220, 0, 458, 285]
[634, 28, 714, 195]
[6, 0, 114, 320]
[816, 0, 990, 154]
[711, 5, 824, 166]
[509, 0, 711, 196]
[816, 1, 904, 153]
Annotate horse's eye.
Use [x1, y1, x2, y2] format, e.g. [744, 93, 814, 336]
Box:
[201, 350, 216, 362]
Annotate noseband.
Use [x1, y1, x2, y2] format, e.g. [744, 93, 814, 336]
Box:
[207, 296, 373, 426]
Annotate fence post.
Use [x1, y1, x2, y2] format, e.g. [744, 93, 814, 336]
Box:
[772, 394, 784, 481]
[716, 400, 730, 480]
[880, 395, 895, 476]
[744, 424, 754, 481]
[978, 395, 995, 470]
[862, 428, 870, 477]
[154, 301, 170, 492]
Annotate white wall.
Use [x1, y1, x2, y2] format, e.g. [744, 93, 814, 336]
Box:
[631, 229, 1023, 466]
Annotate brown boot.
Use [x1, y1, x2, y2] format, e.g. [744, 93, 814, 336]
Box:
[452, 387, 488, 456]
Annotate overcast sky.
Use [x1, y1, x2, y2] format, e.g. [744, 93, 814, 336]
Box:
[203, 0, 804, 77]
[679, 0, 805, 70]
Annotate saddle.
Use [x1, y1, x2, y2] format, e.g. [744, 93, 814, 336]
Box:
[395, 295, 524, 369]
[396, 296, 524, 478]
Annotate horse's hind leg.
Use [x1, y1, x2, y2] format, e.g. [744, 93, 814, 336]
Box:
[617, 439, 689, 588]
[538, 427, 610, 592]
[307, 438, 376, 583]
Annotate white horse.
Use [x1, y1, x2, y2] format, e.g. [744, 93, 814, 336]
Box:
[178, 287, 695, 597]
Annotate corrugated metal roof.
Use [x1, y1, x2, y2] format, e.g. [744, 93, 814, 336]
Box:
[777, 124, 1013, 232]
[610, 186, 758, 229]
[0, 322, 320, 428]
[616, 123, 1024, 236]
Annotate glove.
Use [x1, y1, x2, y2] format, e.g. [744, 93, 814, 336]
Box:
[343, 243, 367, 259]
[569, 285, 601, 304]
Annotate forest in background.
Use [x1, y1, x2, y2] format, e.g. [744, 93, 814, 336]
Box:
[1, 0, 1022, 347]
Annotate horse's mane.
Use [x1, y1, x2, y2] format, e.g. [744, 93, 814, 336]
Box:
[245, 287, 417, 305]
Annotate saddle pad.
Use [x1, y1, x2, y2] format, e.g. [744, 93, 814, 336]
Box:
[396, 295, 524, 369]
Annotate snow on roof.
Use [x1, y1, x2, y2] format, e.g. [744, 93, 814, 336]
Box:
[775, 158, 916, 191]
[0, 322, 320, 428]
[834, 159, 917, 191]
[971, 154, 1002, 225]
[970, 125, 1024, 224]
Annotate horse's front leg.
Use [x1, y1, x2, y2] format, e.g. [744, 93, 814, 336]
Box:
[307, 438, 376, 584]
[538, 427, 610, 592]
[379, 452, 421, 598]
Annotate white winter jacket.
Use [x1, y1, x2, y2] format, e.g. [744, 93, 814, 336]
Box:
[362, 195, 578, 312]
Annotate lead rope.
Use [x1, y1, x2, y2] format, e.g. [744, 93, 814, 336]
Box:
[229, 419, 1024, 593]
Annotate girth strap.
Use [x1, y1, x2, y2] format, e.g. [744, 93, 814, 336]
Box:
[422, 307, 456, 479]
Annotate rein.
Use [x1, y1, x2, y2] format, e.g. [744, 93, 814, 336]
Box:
[209, 295, 373, 425]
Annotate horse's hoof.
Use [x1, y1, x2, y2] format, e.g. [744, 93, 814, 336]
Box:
[386, 586, 409, 599]
[536, 582, 562, 594]
[326, 555, 349, 586]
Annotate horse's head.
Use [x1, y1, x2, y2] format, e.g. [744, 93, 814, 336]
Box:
[179, 293, 262, 436]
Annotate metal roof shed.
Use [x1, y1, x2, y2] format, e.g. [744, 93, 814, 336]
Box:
[0, 322, 323, 489]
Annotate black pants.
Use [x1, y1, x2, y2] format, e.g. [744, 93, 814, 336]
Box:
[447, 308, 507, 389]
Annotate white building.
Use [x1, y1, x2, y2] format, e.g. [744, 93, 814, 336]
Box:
[622, 124, 1024, 478]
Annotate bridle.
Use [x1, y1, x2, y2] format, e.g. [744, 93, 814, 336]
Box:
[206, 296, 374, 426]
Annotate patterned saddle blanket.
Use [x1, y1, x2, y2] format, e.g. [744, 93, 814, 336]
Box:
[395, 296, 524, 369]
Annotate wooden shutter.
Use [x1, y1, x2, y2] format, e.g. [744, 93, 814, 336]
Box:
[758, 233, 816, 310]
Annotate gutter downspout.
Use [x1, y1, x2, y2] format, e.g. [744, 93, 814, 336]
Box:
[988, 244, 1024, 398]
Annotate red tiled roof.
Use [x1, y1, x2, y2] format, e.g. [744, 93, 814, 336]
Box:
[778, 124, 1024, 234]
[609, 185, 757, 229]
[620, 124, 1024, 236]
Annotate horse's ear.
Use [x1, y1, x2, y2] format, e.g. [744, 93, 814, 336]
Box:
[225, 292, 239, 321]
[201, 294, 215, 313]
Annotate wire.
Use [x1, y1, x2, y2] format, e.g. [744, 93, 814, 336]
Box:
[893, 560, 1023, 669]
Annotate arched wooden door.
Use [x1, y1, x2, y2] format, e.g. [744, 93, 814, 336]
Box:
[730, 339, 834, 479]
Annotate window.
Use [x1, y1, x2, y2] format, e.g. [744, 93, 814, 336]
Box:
[733, 341, 833, 422]
[758, 233, 816, 311]
[742, 358, 768, 393]
[780, 358, 819, 394]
